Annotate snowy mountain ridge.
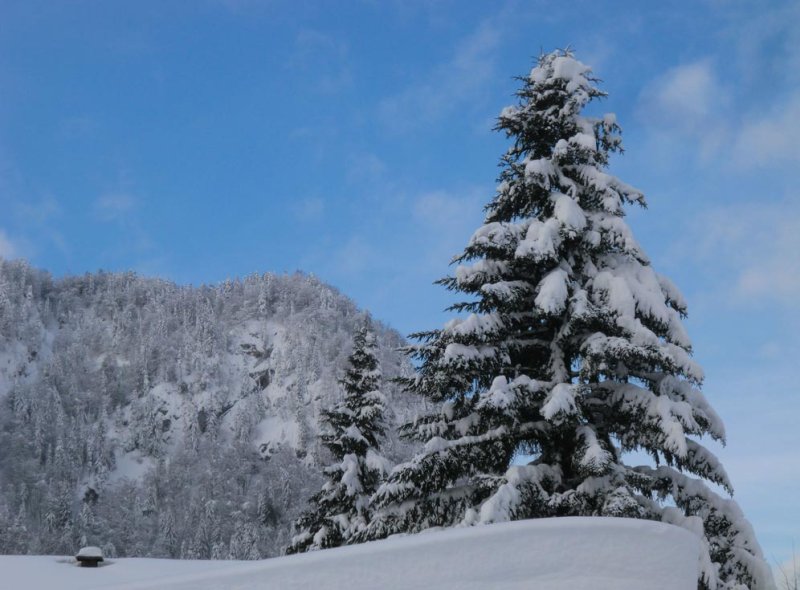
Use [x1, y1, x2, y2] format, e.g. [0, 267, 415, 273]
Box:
[0, 259, 422, 558]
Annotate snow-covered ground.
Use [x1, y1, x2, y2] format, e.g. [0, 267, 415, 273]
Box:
[2, 517, 699, 590]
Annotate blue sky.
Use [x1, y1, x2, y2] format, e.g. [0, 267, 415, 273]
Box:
[1, 0, 797, 567]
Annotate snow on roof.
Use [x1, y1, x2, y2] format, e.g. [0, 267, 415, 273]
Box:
[76, 546, 103, 558]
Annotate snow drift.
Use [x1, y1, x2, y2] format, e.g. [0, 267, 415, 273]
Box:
[2, 517, 700, 590]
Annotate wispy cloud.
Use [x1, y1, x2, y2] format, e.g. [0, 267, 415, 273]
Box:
[0, 230, 19, 259]
[643, 61, 719, 122]
[289, 29, 352, 94]
[330, 235, 376, 276]
[725, 1, 800, 88]
[6, 196, 66, 262]
[16, 195, 61, 224]
[733, 93, 800, 167]
[637, 60, 730, 159]
[291, 196, 325, 222]
[377, 17, 503, 132]
[638, 5, 800, 172]
[675, 200, 800, 307]
[303, 185, 485, 290]
[724, 3, 800, 170]
[92, 193, 155, 258]
[345, 152, 388, 187]
[411, 187, 486, 268]
[93, 194, 137, 222]
[413, 189, 483, 234]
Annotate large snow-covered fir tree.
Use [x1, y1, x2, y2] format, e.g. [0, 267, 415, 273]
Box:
[362, 50, 771, 589]
[286, 318, 391, 554]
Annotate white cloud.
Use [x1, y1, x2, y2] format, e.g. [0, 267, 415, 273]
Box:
[734, 94, 800, 167]
[90, 193, 156, 261]
[346, 152, 388, 187]
[637, 60, 730, 158]
[289, 30, 352, 94]
[725, 1, 800, 89]
[378, 18, 502, 132]
[291, 197, 325, 221]
[94, 194, 137, 221]
[412, 188, 485, 267]
[645, 61, 718, 122]
[413, 189, 481, 231]
[0, 230, 18, 259]
[16, 196, 61, 224]
[718, 3, 800, 168]
[309, 187, 485, 283]
[639, 43, 800, 170]
[6, 196, 67, 260]
[679, 200, 800, 306]
[331, 236, 375, 276]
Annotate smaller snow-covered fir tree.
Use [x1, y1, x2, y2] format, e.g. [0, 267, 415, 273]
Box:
[285, 318, 390, 554]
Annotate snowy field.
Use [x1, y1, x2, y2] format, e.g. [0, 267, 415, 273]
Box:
[2, 517, 700, 590]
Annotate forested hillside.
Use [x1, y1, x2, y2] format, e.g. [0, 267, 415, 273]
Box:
[0, 259, 421, 558]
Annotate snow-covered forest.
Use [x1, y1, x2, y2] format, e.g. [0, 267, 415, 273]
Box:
[0, 259, 422, 559]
